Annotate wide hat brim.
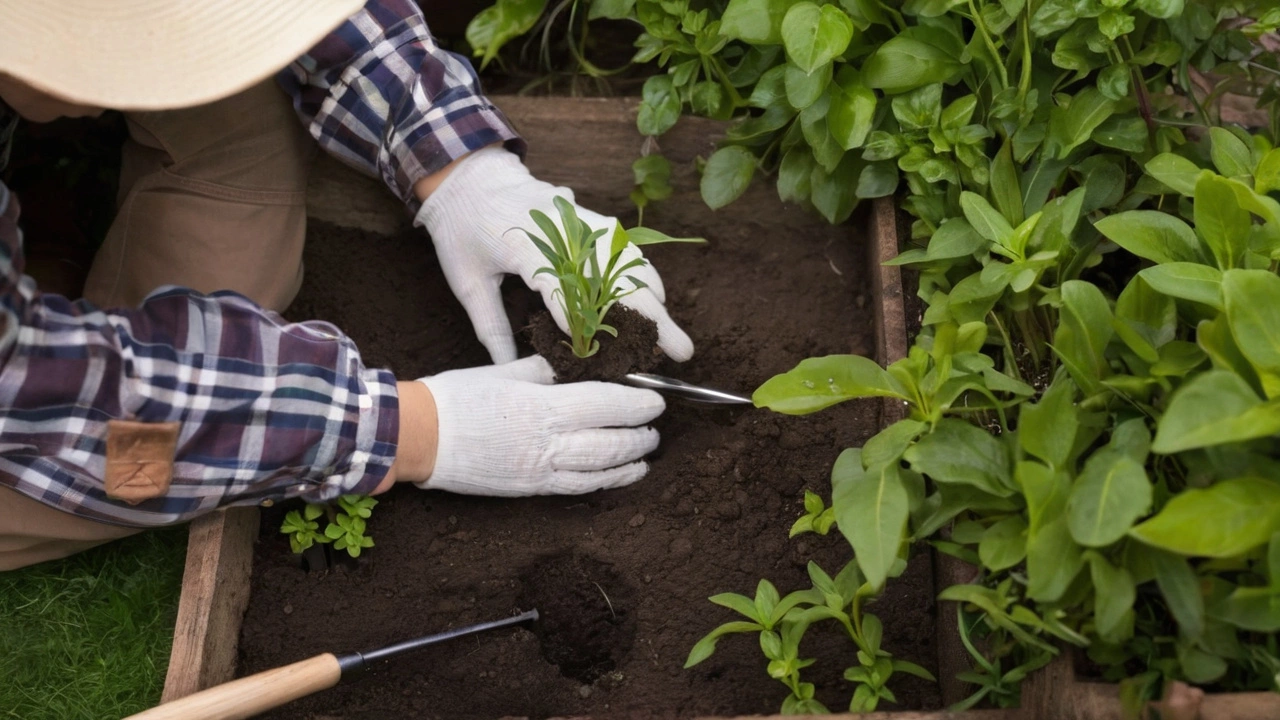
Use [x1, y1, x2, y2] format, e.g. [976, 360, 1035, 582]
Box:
[0, 0, 365, 111]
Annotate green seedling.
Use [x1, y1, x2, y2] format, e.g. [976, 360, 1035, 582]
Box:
[525, 196, 704, 358]
[280, 503, 331, 554]
[325, 512, 374, 558]
[280, 494, 378, 559]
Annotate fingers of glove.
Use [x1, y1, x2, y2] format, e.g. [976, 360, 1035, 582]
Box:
[605, 243, 666, 304]
[430, 355, 556, 385]
[543, 461, 650, 495]
[549, 426, 660, 471]
[618, 289, 694, 362]
[526, 271, 572, 335]
[451, 276, 519, 364]
[542, 383, 666, 431]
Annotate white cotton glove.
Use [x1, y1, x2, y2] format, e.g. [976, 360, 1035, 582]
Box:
[416, 355, 665, 497]
[416, 146, 694, 365]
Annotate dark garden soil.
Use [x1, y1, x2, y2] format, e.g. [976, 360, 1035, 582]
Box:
[238, 207, 942, 719]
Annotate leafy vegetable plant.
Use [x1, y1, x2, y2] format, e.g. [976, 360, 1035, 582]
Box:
[279, 494, 379, 560]
[525, 195, 704, 358]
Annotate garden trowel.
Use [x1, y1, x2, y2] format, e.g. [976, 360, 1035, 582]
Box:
[623, 373, 753, 405]
[126, 609, 539, 720]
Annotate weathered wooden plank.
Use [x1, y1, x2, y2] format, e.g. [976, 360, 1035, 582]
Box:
[161, 507, 258, 702]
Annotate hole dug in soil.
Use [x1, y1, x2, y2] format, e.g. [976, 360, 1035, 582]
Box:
[518, 553, 636, 684]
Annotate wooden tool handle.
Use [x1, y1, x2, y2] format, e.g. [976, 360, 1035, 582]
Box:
[126, 653, 342, 720]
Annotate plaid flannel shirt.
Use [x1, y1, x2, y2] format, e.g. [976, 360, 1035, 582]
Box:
[0, 0, 522, 526]
[280, 0, 525, 209]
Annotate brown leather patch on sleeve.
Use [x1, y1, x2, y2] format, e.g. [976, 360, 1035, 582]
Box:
[105, 420, 180, 505]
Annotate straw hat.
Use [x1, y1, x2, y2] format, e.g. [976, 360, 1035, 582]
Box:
[0, 0, 365, 111]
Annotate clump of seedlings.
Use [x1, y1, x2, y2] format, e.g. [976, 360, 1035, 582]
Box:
[525, 196, 704, 359]
[280, 494, 378, 560]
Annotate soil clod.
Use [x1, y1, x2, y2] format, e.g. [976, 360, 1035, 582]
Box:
[528, 304, 661, 382]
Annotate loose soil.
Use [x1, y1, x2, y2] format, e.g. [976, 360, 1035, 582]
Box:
[239, 206, 942, 719]
[528, 305, 662, 383]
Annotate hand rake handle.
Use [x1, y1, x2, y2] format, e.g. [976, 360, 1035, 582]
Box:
[124, 653, 342, 720]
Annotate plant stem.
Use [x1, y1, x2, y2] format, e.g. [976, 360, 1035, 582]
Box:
[969, 0, 1009, 92]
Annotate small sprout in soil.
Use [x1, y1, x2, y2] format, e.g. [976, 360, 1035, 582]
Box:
[686, 561, 934, 714]
[280, 503, 331, 554]
[524, 196, 704, 358]
[790, 490, 835, 538]
[325, 512, 375, 558]
[280, 494, 378, 559]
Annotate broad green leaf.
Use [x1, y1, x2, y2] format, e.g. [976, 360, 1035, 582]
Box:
[1196, 173, 1252, 270]
[1255, 148, 1280, 195]
[1209, 126, 1254, 181]
[991, 141, 1024, 226]
[1046, 88, 1117, 160]
[810, 152, 863, 224]
[1115, 276, 1176, 359]
[862, 418, 926, 469]
[1055, 281, 1115, 392]
[785, 61, 831, 110]
[1197, 315, 1262, 389]
[685, 621, 766, 667]
[828, 68, 876, 150]
[862, 36, 961, 94]
[587, 0, 634, 19]
[1223, 269, 1280, 397]
[856, 161, 898, 199]
[710, 592, 764, 623]
[904, 419, 1014, 497]
[1094, 211, 1201, 265]
[1144, 153, 1204, 196]
[1152, 370, 1280, 453]
[1133, 0, 1183, 18]
[781, 2, 854, 74]
[638, 75, 681, 136]
[621, 227, 706, 246]
[1138, 263, 1224, 310]
[1093, 116, 1148, 153]
[701, 146, 757, 210]
[979, 516, 1028, 571]
[960, 191, 1014, 251]
[754, 354, 908, 414]
[1146, 546, 1205, 638]
[777, 145, 815, 204]
[1132, 477, 1280, 558]
[833, 450, 909, 591]
[466, 0, 548, 69]
[1027, 517, 1084, 602]
[1019, 373, 1078, 469]
[1086, 552, 1137, 642]
[1213, 586, 1280, 632]
[1068, 450, 1152, 547]
[720, 0, 802, 44]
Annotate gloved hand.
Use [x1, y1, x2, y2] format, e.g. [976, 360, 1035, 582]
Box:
[416, 146, 693, 364]
[416, 355, 665, 497]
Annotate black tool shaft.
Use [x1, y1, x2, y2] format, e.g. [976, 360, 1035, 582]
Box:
[336, 609, 539, 676]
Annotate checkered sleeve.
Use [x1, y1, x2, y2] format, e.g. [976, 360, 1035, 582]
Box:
[0, 181, 400, 527]
[280, 0, 525, 211]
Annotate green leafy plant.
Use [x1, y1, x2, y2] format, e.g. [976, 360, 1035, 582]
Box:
[280, 504, 331, 554]
[279, 494, 379, 559]
[736, 131, 1280, 711]
[525, 195, 704, 358]
[685, 560, 935, 714]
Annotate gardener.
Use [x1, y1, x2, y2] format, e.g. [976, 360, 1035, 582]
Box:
[0, 0, 691, 570]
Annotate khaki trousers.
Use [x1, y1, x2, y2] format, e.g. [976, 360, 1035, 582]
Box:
[2, 80, 315, 570]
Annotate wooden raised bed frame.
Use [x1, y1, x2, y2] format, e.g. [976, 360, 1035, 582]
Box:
[158, 97, 1280, 720]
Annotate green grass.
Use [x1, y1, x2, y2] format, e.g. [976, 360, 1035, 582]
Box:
[0, 527, 187, 719]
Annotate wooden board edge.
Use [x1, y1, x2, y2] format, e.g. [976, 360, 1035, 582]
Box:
[161, 507, 258, 702]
